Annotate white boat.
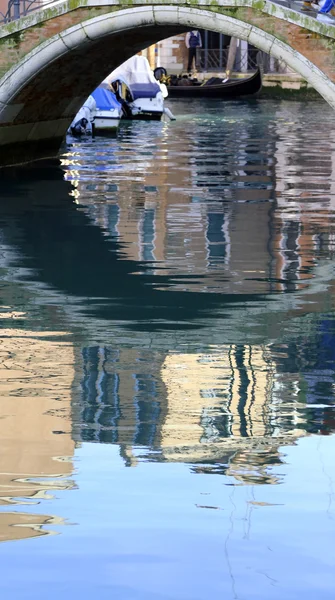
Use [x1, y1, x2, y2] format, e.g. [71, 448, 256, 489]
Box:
[91, 85, 123, 133]
[68, 95, 96, 136]
[105, 55, 167, 121]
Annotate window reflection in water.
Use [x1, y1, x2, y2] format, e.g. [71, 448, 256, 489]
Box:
[77, 336, 335, 484]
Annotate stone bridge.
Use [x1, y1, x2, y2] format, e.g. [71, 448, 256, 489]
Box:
[0, 0, 335, 165]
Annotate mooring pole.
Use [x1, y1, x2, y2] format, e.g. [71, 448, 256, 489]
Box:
[225, 38, 238, 79]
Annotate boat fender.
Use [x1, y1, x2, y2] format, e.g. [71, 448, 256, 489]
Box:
[163, 107, 176, 121]
[160, 82, 168, 99]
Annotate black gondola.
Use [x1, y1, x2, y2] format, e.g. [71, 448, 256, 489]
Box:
[165, 67, 262, 99]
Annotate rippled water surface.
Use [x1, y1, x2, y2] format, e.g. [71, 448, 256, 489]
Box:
[0, 98, 335, 598]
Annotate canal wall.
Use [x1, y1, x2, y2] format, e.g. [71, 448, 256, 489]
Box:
[193, 71, 321, 95]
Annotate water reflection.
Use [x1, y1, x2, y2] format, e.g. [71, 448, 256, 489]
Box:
[76, 338, 335, 483]
[0, 99, 334, 597]
[0, 329, 75, 542]
[63, 103, 335, 302]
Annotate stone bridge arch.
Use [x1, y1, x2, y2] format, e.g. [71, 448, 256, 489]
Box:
[0, 3, 335, 164]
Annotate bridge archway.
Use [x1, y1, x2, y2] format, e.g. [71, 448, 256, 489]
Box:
[0, 5, 334, 164]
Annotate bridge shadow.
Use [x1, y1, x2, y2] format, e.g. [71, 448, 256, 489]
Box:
[0, 161, 270, 337]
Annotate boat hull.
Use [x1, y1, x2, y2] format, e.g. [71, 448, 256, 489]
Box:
[167, 68, 262, 99]
[94, 108, 122, 132]
[126, 95, 164, 120]
[94, 117, 120, 132]
[129, 112, 163, 121]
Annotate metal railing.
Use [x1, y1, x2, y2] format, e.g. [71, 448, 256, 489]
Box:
[0, 0, 58, 23]
[196, 48, 288, 74]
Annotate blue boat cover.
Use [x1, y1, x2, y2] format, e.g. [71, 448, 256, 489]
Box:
[91, 86, 121, 111]
[319, 0, 335, 12]
[130, 82, 161, 100]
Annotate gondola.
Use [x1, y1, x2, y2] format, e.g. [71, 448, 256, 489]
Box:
[165, 67, 262, 99]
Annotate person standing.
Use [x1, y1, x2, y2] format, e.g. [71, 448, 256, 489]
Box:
[185, 30, 202, 73]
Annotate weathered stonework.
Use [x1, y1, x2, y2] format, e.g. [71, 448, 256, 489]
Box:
[0, 0, 334, 165]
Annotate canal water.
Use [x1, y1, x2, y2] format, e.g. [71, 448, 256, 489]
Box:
[0, 98, 334, 598]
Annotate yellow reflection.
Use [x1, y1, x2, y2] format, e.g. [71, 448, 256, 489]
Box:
[0, 329, 75, 542]
[160, 345, 306, 481]
[0, 513, 66, 543]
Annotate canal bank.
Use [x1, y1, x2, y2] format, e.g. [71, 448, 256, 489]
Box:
[192, 71, 322, 98]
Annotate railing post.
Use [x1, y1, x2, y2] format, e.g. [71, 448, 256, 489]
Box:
[13, 0, 20, 19]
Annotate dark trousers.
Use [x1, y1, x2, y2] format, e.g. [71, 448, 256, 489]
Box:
[187, 47, 197, 72]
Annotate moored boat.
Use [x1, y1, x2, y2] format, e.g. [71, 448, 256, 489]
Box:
[91, 85, 122, 133]
[105, 55, 166, 121]
[166, 67, 262, 99]
[68, 95, 96, 136]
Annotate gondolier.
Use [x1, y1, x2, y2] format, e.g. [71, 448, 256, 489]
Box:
[185, 30, 202, 73]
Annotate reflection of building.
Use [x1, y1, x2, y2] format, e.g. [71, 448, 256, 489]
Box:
[272, 115, 335, 298]
[77, 342, 308, 482]
[159, 345, 306, 462]
[65, 114, 280, 296]
[63, 103, 335, 484]
[77, 338, 335, 483]
[0, 513, 66, 543]
[0, 328, 75, 543]
[75, 346, 167, 453]
[63, 102, 335, 304]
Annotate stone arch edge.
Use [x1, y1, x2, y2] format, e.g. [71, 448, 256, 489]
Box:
[0, 4, 334, 112]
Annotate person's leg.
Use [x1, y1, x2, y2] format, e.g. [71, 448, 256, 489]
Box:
[187, 48, 193, 72]
[188, 48, 196, 72]
[192, 47, 197, 70]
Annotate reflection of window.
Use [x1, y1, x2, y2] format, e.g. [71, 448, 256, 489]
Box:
[80, 347, 120, 443]
[200, 389, 217, 398]
[108, 204, 120, 239]
[107, 184, 118, 192]
[206, 212, 226, 264]
[314, 231, 329, 254]
[234, 346, 250, 438]
[200, 408, 232, 442]
[133, 374, 160, 446]
[140, 208, 155, 262]
[281, 221, 301, 292]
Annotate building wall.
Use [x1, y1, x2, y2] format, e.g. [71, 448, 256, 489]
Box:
[0, 0, 8, 18]
[157, 34, 188, 72]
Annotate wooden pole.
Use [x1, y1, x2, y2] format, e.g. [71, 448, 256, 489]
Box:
[147, 44, 156, 69]
[225, 38, 238, 79]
